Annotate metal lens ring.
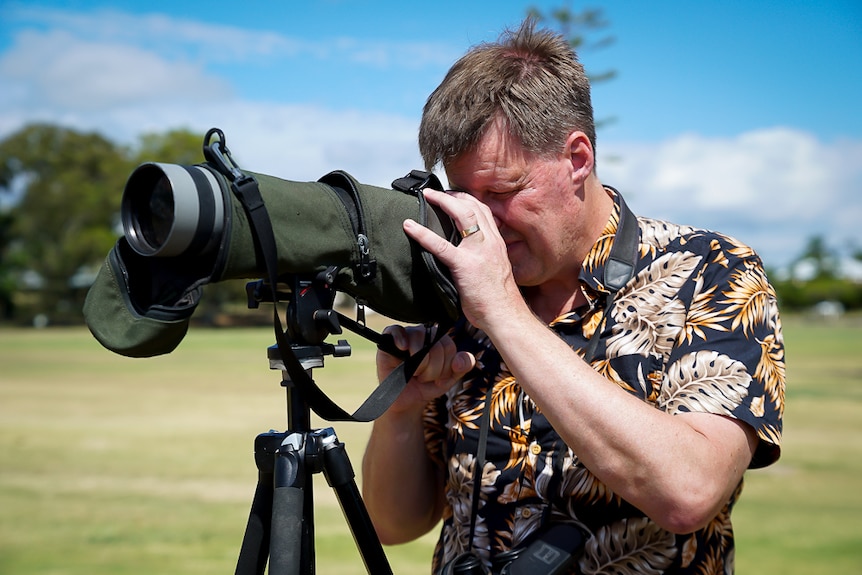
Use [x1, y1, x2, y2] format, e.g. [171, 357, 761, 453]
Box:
[121, 163, 225, 257]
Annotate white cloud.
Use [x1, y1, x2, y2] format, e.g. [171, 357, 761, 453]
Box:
[599, 129, 862, 267]
[0, 29, 232, 112]
[175, 102, 425, 186]
[3, 5, 303, 63]
[0, 4, 445, 183]
[2, 4, 457, 68]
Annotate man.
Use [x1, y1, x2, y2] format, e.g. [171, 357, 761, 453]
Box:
[362, 19, 784, 574]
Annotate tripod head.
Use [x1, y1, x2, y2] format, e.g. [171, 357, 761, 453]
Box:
[246, 268, 342, 346]
[245, 258, 418, 426]
[246, 269, 352, 370]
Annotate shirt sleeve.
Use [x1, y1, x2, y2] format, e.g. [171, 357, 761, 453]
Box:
[661, 233, 785, 468]
[423, 395, 449, 469]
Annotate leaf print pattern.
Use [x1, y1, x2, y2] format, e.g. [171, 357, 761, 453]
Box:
[679, 283, 731, 346]
[442, 453, 500, 563]
[504, 426, 530, 472]
[510, 503, 545, 548]
[607, 251, 699, 360]
[447, 376, 485, 438]
[660, 351, 751, 416]
[558, 450, 619, 507]
[638, 217, 697, 257]
[680, 535, 697, 569]
[492, 374, 520, 428]
[582, 203, 618, 273]
[580, 517, 677, 575]
[720, 264, 776, 337]
[422, 192, 784, 574]
[755, 331, 785, 405]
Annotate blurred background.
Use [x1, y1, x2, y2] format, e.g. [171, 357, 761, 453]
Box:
[1, 0, 861, 325]
[1, 2, 861, 575]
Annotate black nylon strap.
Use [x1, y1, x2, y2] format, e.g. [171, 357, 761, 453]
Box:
[604, 193, 639, 292]
[391, 169, 442, 194]
[583, 192, 639, 363]
[233, 175, 356, 421]
[467, 383, 495, 548]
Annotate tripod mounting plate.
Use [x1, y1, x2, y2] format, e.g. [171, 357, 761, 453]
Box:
[267, 340, 351, 372]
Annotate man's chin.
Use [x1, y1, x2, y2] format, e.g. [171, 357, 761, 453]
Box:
[511, 265, 542, 288]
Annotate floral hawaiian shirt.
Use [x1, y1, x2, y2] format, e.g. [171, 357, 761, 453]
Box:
[423, 189, 785, 574]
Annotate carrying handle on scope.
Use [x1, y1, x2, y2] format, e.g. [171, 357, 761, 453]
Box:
[203, 128, 247, 183]
[202, 128, 446, 422]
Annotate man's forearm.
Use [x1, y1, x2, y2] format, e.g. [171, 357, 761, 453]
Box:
[484, 309, 755, 533]
[362, 406, 445, 544]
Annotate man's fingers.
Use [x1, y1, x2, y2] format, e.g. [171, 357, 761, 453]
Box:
[452, 351, 477, 375]
[403, 219, 459, 264]
[380, 325, 470, 391]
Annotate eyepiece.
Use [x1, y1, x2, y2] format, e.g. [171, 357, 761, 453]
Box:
[121, 162, 226, 258]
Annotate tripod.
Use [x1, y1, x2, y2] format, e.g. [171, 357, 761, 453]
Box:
[234, 277, 394, 575]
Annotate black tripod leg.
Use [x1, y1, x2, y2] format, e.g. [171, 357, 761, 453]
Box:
[319, 430, 393, 575]
[236, 432, 283, 575]
[269, 433, 313, 575]
[235, 475, 274, 575]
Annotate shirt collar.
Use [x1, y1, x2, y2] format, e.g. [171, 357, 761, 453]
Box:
[579, 186, 625, 295]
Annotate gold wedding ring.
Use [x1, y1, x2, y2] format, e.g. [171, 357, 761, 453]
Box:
[460, 224, 481, 239]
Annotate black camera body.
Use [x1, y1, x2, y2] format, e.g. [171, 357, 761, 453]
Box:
[441, 523, 588, 575]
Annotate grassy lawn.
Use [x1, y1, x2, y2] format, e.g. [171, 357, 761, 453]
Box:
[731, 314, 862, 574]
[1, 313, 860, 573]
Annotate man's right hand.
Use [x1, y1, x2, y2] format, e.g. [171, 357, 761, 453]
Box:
[377, 324, 476, 414]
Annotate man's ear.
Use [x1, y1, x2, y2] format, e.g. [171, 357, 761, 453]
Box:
[564, 131, 595, 184]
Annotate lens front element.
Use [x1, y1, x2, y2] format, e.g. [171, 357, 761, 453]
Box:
[121, 162, 225, 258]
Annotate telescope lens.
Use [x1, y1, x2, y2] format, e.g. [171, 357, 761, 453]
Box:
[121, 162, 226, 258]
[139, 176, 174, 250]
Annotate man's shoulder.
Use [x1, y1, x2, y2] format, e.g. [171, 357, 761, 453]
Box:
[636, 216, 759, 262]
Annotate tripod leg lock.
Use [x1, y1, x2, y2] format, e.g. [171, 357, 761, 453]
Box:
[316, 429, 356, 488]
[275, 432, 310, 488]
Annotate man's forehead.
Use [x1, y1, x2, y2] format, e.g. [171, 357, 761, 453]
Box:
[445, 126, 529, 180]
[445, 157, 529, 193]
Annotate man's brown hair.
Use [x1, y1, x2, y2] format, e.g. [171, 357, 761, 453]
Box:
[419, 18, 595, 171]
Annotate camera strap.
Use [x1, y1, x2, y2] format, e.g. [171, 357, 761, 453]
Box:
[464, 190, 639, 552]
[584, 189, 639, 363]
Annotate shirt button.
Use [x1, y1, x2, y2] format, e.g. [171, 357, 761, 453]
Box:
[530, 444, 542, 455]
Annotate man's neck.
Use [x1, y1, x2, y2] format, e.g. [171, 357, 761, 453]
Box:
[522, 176, 614, 324]
[523, 283, 589, 324]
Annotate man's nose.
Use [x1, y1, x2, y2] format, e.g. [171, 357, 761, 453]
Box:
[474, 194, 505, 229]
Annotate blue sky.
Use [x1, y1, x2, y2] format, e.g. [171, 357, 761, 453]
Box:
[1, 0, 861, 270]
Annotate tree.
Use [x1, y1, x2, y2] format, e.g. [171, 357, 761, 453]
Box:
[0, 124, 133, 322]
[528, 2, 615, 77]
[133, 128, 209, 166]
[772, 235, 862, 311]
[797, 235, 838, 280]
[0, 124, 257, 325]
[0, 210, 17, 319]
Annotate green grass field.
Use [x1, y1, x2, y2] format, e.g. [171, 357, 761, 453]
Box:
[1, 314, 860, 574]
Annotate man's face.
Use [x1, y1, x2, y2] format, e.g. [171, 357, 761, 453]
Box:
[445, 124, 588, 288]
